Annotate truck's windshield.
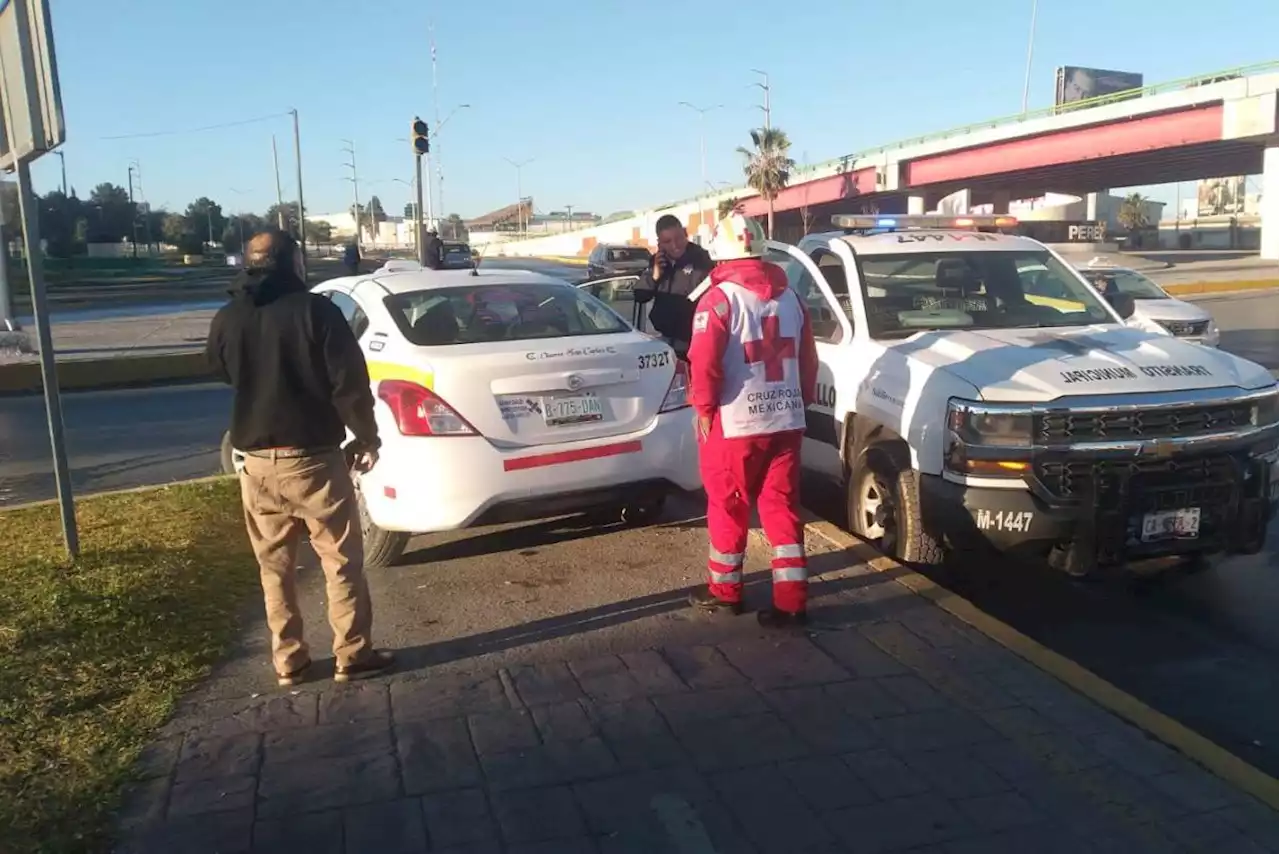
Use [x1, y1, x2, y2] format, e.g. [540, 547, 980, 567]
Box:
[858, 250, 1114, 338]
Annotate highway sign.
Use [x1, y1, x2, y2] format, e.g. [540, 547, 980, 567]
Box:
[0, 0, 64, 170]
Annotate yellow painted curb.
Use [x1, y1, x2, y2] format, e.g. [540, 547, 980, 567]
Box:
[0, 351, 212, 394]
[800, 514, 1279, 811]
[533, 255, 589, 266]
[1162, 278, 1278, 296]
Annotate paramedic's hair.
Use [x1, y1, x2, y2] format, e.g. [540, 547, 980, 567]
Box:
[654, 214, 682, 234]
[244, 228, 299, 273]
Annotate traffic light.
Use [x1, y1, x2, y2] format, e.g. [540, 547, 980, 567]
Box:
[411, 117, 429, 155]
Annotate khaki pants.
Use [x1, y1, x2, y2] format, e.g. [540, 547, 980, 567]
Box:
[239, 449, 374, 673]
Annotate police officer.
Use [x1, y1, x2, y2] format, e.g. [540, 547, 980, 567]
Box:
[633, 214, 714, 358]
[422, 229, 444, 270]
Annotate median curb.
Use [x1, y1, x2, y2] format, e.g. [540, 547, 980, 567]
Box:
[531, 255, 589, 266]
[0, 351, 212, 395]
[1161, 279, 1278, 296]
[797, 514, 1278, 810]
[0, 474, 235, 514]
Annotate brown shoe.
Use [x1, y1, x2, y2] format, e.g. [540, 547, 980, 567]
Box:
[276, 660, 312, 688]
[688, 587, 744, 615]
[334, 650, 395, 683]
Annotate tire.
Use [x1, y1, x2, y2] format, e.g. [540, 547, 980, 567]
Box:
[356, 485, 409, 569]
[220, 431, 236, 475]
[621, 493, 667, 527]
[847, 447, 945, 566]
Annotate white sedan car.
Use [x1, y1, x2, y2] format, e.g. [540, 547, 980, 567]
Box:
[1075, 262, 1220, 347]
[223, 264, 700, 567]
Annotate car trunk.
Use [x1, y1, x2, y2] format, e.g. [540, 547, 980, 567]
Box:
[425, 334, 677, 447]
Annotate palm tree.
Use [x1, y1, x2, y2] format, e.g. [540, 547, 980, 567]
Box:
[737, 127, 796, 238]
[1117, 192, 1150, 233]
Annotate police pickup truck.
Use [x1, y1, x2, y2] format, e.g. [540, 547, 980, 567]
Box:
[761, 214, 1277, 577]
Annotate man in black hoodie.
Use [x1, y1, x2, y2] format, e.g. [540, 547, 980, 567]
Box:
[206, 228, 392, 687]
[632, 214, 714, 358]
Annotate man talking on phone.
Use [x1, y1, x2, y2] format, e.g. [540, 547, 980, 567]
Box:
[633, 214, 714, 358]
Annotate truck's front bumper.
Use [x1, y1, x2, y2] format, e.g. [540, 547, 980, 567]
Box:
[919, 444, 1278, 562]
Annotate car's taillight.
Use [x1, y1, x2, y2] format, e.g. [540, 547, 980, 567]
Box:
[659, 360, 690, 413]
[376, 380, 477, 436]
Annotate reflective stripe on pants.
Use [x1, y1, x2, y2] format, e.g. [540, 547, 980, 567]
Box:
[707, 546, 744, 601]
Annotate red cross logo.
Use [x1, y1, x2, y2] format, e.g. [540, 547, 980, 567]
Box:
[741, 228, 755, 250]
[743, 315, 796, 382]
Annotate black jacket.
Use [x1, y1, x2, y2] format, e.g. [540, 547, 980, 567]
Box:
[423, 234, 444, 270]
[206, 269, 380, 453]
[633, 242, 714, 344]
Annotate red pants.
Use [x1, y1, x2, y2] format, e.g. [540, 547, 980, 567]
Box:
[700, 419, 807, 613]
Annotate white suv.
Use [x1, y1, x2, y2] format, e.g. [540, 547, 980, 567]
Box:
[762, 214, 1277, 578]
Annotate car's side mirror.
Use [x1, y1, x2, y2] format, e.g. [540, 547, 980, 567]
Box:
[1107, 293, 1136, 320]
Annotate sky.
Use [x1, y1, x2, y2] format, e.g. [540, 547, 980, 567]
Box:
[32, 0, 1280, 222]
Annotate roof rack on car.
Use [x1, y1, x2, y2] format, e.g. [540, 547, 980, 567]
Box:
[832, 214, 1019, 234]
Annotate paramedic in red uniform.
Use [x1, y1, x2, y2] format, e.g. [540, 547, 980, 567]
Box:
[686, 213, 819, 627]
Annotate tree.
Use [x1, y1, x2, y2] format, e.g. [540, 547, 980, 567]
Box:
[737, 127, 796, 238]
[717, 197, 742, 218]
[162, 212, 202, 255]
[364, 195, 387, 223]
[443, 213, 468, 241]
[184, 197, 226, 246]
[38, 190, 82, 258]
[86, 182, 136, 243]
[1117, 192, 1150, 234]
[264, 203, 296, 234]
[305, 219, 333, 246]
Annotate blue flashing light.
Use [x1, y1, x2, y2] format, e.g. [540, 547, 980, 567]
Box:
[876, 218, 897, 227]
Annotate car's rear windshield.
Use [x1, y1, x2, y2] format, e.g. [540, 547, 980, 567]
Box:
[443, 244, 470, 258]
[607, 247, 649, 262]
[859, 250, 1113, 338]
[384, 282, 630, 346]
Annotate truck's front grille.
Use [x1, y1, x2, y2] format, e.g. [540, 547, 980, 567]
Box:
[1034, 454, 1238, 501]
[1036, 401, 1252, 444]
[1157, 319, 1210, 337]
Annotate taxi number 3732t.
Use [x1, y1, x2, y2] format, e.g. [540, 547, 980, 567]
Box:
[638, 351, 671, 370]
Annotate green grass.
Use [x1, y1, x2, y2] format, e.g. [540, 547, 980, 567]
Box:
[0, 479, 259, 853]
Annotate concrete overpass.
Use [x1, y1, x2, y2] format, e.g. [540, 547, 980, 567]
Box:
[486, 62, 1280, 261]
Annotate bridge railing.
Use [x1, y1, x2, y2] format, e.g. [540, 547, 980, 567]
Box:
[654, 61, 1279, 213]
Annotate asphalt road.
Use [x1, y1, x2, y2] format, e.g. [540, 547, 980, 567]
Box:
[0, 289, 1276, 776]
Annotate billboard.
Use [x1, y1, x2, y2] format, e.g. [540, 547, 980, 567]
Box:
[1054, 66, 1144, 112]
[0, 0, 65, 170]
[1196, 176, 1247, 217]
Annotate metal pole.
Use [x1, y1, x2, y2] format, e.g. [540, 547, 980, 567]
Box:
[0, 190, 13, 331]
[751, 70, 770, 130]
[564, 204, 573, 232]
[423, 147, 434, 234]
[54, 149, 66, 194]
[291, 109, 308, 278]
[127, 166, 138, 259]
[1021, 0, 1038, 116]
[16, 159, 78, 556]
[429, 23, 441, 232]
[271, 134, 285, 229]
[133, 162, 152, 254]
[414, 154, 426, 266]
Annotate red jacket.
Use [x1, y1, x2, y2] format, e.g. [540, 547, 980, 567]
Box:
[686, 258, 819, 419]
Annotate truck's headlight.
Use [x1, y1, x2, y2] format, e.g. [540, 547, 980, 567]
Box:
[947, 399, 1035, 447]
[1252, 393, 1279, 427]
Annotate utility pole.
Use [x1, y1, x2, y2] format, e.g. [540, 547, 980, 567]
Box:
[414, 153, 426, 266]
[679, 102, 722, 194]
[291, 109, 308, 278]
[131, 160, 152, 254]
[504, 157, 532, 238]
[430, 23, 441, 230]
[432, 104, 471, 227]
[126, 166, 139, 259]
[271, 134, 286, 229]
[341, 139, 362, 248]
[52, 149, 66, 194]
[564, 204, 573, 232]
[752, 69, 771, 130]
[1021, 0, 1038, 116]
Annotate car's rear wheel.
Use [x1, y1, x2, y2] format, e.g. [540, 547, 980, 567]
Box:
[356, 484, 410, 569]
[848, 447, 945, 566]
[220, 431, 236, 475]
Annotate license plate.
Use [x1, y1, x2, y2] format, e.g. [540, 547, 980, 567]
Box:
[543, 395, 603, 425]
[1140, 508, 1201, 542]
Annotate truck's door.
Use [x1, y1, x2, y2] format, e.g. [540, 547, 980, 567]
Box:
[764, 241, 854, 480]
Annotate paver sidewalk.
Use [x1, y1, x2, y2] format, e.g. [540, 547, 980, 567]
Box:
[113, 528, 1277, 854]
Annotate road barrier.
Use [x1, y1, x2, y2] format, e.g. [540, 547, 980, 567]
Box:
[0, 352, 212, 395]
[1161, 279, 1278, 296]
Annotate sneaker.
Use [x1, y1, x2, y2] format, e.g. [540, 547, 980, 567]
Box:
[688, 587, 744, 616]
[276, 660, 311, 688]
[757, 608, 809, 629]
[334, 650, 395, 683]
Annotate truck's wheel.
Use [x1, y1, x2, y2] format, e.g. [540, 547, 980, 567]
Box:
[220, 431, 236, 475]
[357, 486, 409, 569]
[848, 449, 945, 566]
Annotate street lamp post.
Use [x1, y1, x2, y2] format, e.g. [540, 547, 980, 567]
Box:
[1021, 0, 1038, 116]
[431, 103, 470, 228]
[678, 102, 723, 192]
[341, 139, 362, 247]
[504, 157, 533, 238]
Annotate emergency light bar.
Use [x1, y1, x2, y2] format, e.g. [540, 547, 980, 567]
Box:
[832, 214, 1019, 230]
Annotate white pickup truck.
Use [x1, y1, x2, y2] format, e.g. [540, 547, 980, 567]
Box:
[740, 214, 1276, 577]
